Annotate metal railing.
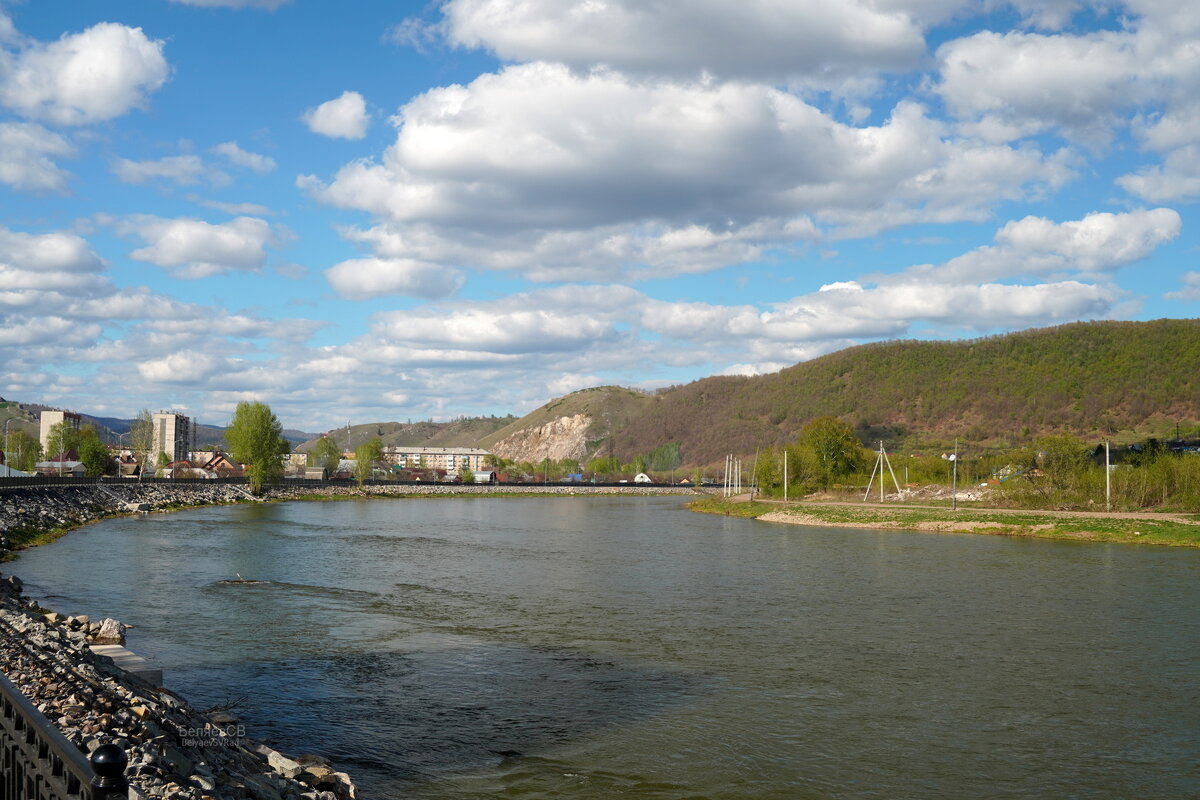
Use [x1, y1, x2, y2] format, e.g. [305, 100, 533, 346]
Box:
[0, 671, 128, 800]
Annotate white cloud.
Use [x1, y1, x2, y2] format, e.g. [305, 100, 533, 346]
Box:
[1164, 271, 1200, 301]
[305, 64, 1067, 282]
[893, 208, 1182, 285]
[1118, 145, 1200, 201]
[324, 257, 464, 299]
[120, 215, 276, 278]
[211, 141, 276, 173]
[430, 0, 925, 84]
[138, 352, 225, 384]
[0, 122, 75, 193]
[994, 208, 1181, 270]
[937, 30, 1141, 145]
[113, 154, 227, 187]
[193, 198, 275, 216]
[0, 226, 104, 272]
[0, 316, 101, 347]
[302, 90, 368, 139]
[0, 22, 169, 125]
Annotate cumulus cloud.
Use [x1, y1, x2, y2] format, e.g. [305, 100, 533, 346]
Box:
[304, 64, 1068, 283]
[994, 208, 1181, 270]
[895, 208, 1182, 284]
[302, 91, 368, 139]
[425, 0, 925, 84]
[119, 215, 276, 278]
[211, 141, 276, 173]
[0, 122, 75, 193]
[0, 22, 168, 125]
[1164, 271, 1200, 301]
[325, 257, 464, 300]
[138, 352, 226, 384]
[112, 154, 225, 186]
[1118, 146, 1200, 202]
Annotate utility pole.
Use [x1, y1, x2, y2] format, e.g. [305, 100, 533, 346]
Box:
[1105, 440, 1111, 512]
[783, 449, 788, 503]
[951, 439, 958, 511]
[879, 441, 885, 502]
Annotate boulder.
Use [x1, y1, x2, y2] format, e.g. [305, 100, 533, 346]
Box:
[94, 618, 126, 645]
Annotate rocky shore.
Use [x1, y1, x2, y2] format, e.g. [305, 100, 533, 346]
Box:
[0, 480, 698, 797]
[0, 572, 358, 800]
[0, 481, 698, 561]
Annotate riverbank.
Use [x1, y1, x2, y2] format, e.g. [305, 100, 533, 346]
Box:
[0, 570, 359, 800]
[689, 496, 1200, 546]
[0, 482, 699, 561]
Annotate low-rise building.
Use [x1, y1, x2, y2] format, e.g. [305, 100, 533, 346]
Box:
[382, 446, 490, 473]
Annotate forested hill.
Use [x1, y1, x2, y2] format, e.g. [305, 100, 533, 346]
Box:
[598, 319, 1200, 466]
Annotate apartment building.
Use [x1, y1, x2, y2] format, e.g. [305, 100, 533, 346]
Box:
[38, 410, 82, 456]
[152, 411, 193, 464]
[382, 446, 490, 473]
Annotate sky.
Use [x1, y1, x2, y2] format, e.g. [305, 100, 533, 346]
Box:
[1, 0, 1198, 434]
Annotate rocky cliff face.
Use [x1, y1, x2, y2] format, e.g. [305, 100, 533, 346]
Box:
[489, 414, 593, 463]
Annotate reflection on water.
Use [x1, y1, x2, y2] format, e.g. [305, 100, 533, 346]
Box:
[11, 496, 1200, 800]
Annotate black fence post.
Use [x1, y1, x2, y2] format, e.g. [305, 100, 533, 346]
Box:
[89, 744, 129, 799]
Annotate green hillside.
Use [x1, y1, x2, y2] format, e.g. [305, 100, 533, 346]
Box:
[538, 319, 1200, 468]
[297, 415, 517, 453]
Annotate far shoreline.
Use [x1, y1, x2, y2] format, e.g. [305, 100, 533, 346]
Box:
[688, 496, 1200, 548]
[0, 481, 700, 562]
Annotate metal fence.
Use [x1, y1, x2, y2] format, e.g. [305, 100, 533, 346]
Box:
[0, 672, 127, 800]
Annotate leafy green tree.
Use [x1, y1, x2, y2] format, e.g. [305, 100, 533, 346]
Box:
[309, 436, 341, 473]
[1033, 434, 1089, 493]
[226, 401, 288, 493]
[45, 420, 83, 458]
[646, 441, 682, 471]
[156, 451, 171, 469]
[77, 427, 112, 477]
[798, 416, 865, 489]
[129, 409, 154, 479]
[355, 437, 384, 484]
[459, 463, 476, 483]
[4, 430, 41, 471]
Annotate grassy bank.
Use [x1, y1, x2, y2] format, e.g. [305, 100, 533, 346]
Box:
[688, 496, 1200, 547]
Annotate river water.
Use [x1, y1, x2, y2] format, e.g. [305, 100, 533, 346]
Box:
[9, 496, 1200, 799]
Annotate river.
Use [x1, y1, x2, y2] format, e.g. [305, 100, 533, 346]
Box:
[9, 496, 1200, 799]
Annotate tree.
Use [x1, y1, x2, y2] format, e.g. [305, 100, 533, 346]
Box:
[4, 430, 41, 472]
[46, 420, 83, 458]
[310, 436, 341, 473]
[226, 401, 287, 493]
[459, 463, 476, 483]
[797, 416, 865, 490]
[77, 427, 112, 477]
[355, 437, 384, 484]
[129, 409, 154, 479]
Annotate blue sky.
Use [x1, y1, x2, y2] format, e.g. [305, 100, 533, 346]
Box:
[1, 0, 1197, 433]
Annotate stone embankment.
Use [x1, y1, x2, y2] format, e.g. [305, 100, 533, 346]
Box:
[0, 484, 256, 557]
[0, 573, 357, 800]
[0, 481, 697, 559]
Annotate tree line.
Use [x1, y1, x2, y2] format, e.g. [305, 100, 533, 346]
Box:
[752, 416, 1200, 512]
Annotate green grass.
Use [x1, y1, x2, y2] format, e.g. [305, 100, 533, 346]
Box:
[689, 497, 1200, 547]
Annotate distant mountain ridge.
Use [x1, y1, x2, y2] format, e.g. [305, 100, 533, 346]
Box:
[484, 319, 1200, 467]
[7, 320, 1198, 468]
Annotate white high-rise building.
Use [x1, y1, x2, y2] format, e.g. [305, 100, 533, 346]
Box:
[39, 410, 81, 456]
[152, 412, 192, 463]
